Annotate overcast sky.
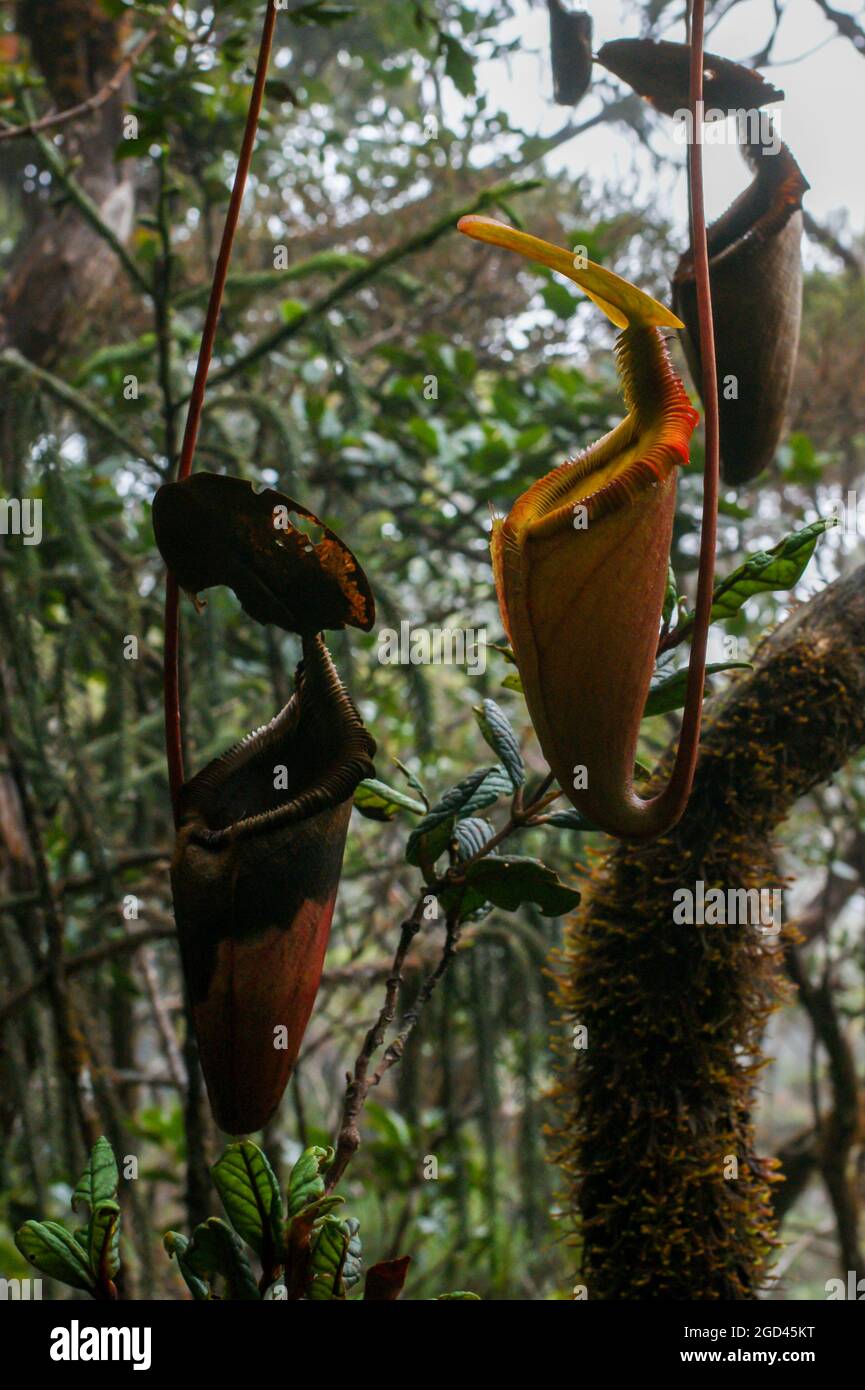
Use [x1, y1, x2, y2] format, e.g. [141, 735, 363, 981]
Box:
[473, 0, 863, 243]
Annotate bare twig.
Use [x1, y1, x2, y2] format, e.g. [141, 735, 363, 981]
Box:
[325, 770, 562, 1191]
[0, 922, 176, 1023]
[0, 24, 164, 144]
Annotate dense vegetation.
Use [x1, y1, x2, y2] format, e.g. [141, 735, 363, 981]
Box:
[1, 0, 863, 1300]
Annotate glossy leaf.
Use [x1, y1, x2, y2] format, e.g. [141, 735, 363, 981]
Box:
[182, 1217, 260, 1301]
[164, 1232, 211, 1301]
[286, 1145, 333, 1219]
[72, 1136, 119, 1214]
[342, 1218, 363, 1293]
[211, 1141, 283, 1261]
[644, 661, 751, 717]
[353, 778, 426, 821]
[473, 698, 525, 789]
[15, 1220, 96, 1294]
[544, 806, 597, 830]
[441, 856, 580, 920]
[406, 767, 511, 869]
[89, 1201, 121, 1284]
[709, 520, 834, 623]
[308, 1215, 351, 1300]
[452, 816, 496, 860]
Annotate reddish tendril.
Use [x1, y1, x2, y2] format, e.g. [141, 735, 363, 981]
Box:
[658, 0, 720, 827]
[163, 2, 279, 822]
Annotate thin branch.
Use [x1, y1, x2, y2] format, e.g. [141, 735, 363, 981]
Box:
[198, 178, 543, 393]
[0, 923, 175, 1024]
[811, 0, 865, 55]
[0, 23, 164, 144]
[325, 772, 563, 1191]
[0, 348, 159, 471]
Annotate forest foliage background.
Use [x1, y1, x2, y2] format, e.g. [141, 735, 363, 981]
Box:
[1, 0, 864, 1300]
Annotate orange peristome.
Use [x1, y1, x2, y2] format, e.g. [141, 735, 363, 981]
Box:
[458, 218, 699, 840]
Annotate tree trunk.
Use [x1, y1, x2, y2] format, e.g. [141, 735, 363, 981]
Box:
[0, 1, 137, 365]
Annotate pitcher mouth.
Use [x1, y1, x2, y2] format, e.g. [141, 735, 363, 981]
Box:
[177, 634, 376, 848]
[457, 216, 698, 539]
[502, 327, 698, 548]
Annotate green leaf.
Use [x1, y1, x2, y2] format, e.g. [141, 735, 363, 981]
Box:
[212, 1142, 283, 1261]
[164, 1232, 212, 1302]
[440, 856, 580, 921]
[462, 767, 513, 815]
[354, 778, 426, 821]
[90, 1201, 121, 1284]
[643, 661, 751, 717]
[308, 1215, 351, 1300]
[502, 671, 524, 695]
[264, 77, 297, 105]
[288, 1, 358, 25]
[286, 1146, 333, 1219]
[437, 1290, 482, 1299]
[406, 767, 511, 870]
[183, 1218, 260, 1301]
[540, 278, 578, 318]
[408, 417, 439, 453]
[473, 699, 525, 789]
[394, 758, 428, 807]
[781, 431, 822, 483]
[342, 1218, 363, 1293]
[72, 1136, 119, 1214]
[709, 519, 835, 623]
[15, 1221, 96, 1294]
[441, 34, 476, 96]
[662, 562, 678, 626]
[452, 816, 496, 860]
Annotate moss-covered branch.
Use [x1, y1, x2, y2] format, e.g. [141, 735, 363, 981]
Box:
[553, 563, 865, 1299]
